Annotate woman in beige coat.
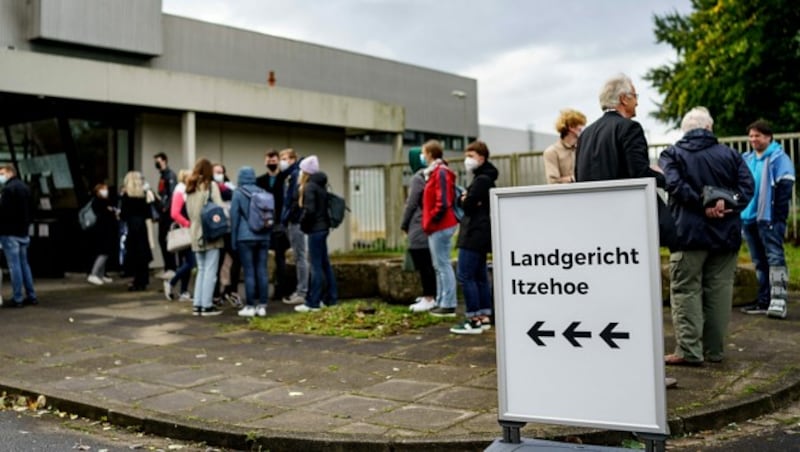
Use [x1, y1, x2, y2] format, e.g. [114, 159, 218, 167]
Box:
[185, 158, 225, 316]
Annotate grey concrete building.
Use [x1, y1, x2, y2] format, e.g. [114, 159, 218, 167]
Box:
[0, 0, 477, 274]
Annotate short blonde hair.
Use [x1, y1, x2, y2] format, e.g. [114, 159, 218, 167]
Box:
[555, 109, 587, 138]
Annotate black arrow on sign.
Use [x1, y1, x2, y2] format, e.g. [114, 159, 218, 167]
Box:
[600, 322, 630, 349]
[527, 321, 555, 346]
[562, 321, 592, 347]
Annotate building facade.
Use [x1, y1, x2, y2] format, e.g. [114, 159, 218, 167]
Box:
[0, 0, 478, 274]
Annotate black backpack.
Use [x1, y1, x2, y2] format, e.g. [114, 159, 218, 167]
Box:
[327, 190, 349, 229]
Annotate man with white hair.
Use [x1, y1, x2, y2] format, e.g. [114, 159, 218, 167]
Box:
[658, 107, 754, 365]
[575, 73, 664, 184]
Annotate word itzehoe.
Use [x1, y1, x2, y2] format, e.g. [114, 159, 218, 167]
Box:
[511, 278, 589, 295]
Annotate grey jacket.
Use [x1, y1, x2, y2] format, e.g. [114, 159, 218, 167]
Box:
[400, 170, 428, 249]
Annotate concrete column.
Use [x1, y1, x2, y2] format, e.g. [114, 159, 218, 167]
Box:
[181, 111, 196, 168]
[392, 132, 404, 163]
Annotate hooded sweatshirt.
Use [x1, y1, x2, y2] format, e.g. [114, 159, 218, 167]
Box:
[400, 147, 429, 249]
[230, 166, 271, 248]
[740, 141, 795, 224]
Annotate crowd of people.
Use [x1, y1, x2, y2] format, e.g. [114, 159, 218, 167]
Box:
[0, 74, 794, 361]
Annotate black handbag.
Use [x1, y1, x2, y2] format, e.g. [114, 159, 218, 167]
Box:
[702, 186, 740, 208]
[657, 194, 678, 250]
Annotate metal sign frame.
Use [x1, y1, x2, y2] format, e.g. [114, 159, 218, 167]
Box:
[491, 179, 668, 434]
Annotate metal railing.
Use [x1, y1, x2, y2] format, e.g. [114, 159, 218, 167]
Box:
[347, 133, 799, 251]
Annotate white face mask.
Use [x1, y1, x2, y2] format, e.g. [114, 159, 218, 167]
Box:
[213, 174, 224, 183]
[0, 174, 7, 185]
[279, 160, 290, 171]
[420, 154, 427, 165]
[98, 189, 109, 198]
[464, 157, 480, 173]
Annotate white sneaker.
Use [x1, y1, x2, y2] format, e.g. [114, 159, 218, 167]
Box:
[255, 305, 267, 317]
[163, 280, 174, 301]
[238, 305, 257, 317]
[282, 293, 306, 305]
[410, 298, 436, 312]
[178, 292, 193, 302]
[101, 276, 113, 283]
[87, 275, 104, 286]
[159, 270, 176, 280]
[767, 299, 788, 319]
[294, 304, 321, 313]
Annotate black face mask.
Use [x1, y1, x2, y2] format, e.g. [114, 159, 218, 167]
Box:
[155, 162, 161, 171]
[267, 164, 278, 171]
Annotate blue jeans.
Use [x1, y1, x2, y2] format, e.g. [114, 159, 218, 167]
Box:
[238, 240, 269, 307]
[306, 230, 337, 308]
[743, 221, 786, 306]
[428, 226, 457, 309]
[0, 236, 36, 303]
[288, 223, 308, 296]
[457, 248, 492, 318]
[193, 249, 220, 309]
[170, 249, 196, 293]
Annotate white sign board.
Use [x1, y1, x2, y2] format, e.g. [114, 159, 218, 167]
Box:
[491, 179, 668, 434]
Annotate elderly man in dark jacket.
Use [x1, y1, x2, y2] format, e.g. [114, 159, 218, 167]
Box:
[658, 107, 754, 366]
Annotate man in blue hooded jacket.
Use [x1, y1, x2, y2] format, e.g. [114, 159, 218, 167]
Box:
[739, 120, 796, 319]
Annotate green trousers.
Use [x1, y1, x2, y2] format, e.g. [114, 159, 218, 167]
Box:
[669, 249, 738, 362]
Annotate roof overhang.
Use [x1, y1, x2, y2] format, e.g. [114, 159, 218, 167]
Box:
[0, 49, 405, 133]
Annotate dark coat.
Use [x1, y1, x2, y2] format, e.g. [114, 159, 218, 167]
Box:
[457, 161, 498, 253]
[658, 129, 755, 251]
[157, 168, 178, 214]
[91, 196, 119, 255]
[0, 177, 32, 237]
[120, 194, 153, 271]
[281, 161, 304, 225]
[300, 172, 330, 234]
[575, 111, 665, 187]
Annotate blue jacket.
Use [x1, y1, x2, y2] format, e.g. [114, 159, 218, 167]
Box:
[740, 141, 795, 224]
[659, 129, 754, 251]
[281, 160, 303, 225]
[230, 167, 271, 249]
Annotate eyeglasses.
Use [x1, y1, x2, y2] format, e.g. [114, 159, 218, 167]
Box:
[626, 92, 639, 99]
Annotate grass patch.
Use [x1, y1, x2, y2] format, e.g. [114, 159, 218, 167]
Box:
[247, 300, 450, 339]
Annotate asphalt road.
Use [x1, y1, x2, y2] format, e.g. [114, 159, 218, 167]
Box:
[0, 410, 222, 452]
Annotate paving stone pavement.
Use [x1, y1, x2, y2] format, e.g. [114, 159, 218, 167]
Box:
[0, 274, 798, 451]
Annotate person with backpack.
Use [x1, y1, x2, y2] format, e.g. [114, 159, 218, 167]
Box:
[231, 166, 273, 317]
[185, 158, 225, 316]
[450, 141, 498, 334]
[86, 183, 119, 286]
[421, 140, 459, 317]
[294, 155, 337, 313]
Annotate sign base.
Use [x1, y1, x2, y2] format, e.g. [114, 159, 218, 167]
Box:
[485, 437, 629, 451]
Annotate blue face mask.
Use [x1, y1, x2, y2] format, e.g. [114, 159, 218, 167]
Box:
[420, 154, 427, 165]
[0, 174, 7, 185]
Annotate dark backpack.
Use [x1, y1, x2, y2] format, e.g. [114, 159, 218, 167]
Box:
[327, 190, 349, 229]
[240, 187, 275, 233]
[453, 184, 465, 222]
[201, 188, 230, 242]
[78, 199, 97, 230]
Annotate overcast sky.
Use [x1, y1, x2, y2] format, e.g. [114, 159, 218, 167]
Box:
[163, 0, 693, 143]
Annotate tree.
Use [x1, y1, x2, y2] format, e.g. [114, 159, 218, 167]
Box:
[646, 0, 800, 136]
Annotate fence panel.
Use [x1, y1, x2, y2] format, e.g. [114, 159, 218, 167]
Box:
[347, 135, 798, 250]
